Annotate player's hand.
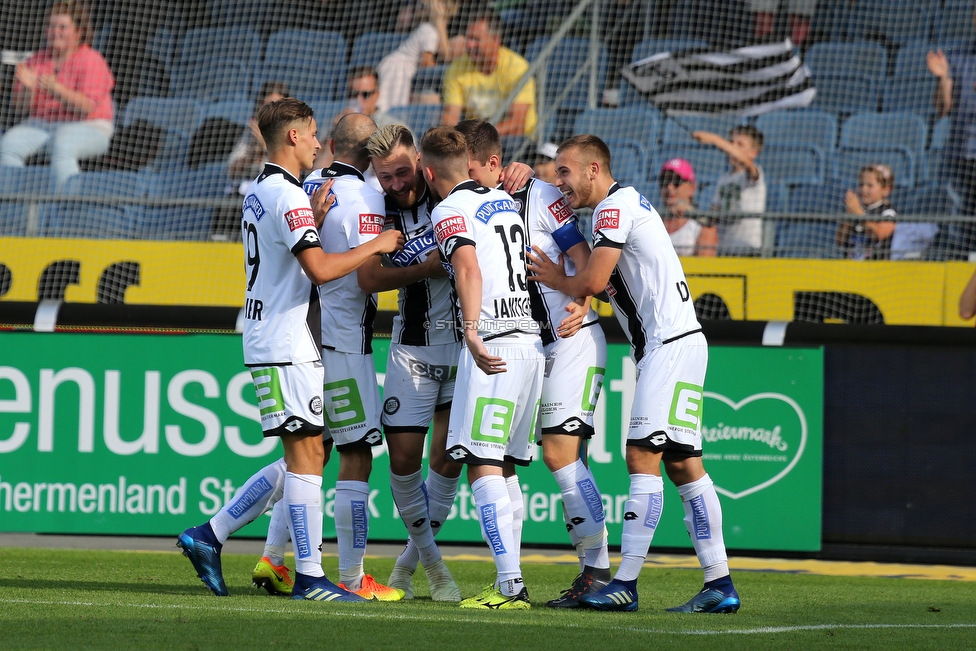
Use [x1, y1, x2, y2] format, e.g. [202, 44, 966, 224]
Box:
[465, 330, 506, 374]
[500, 161, 534, 193]
[557, 298, 587, 338]
[526, 245, 567, 289]
[310, 179, 336, 228]
[376, 228, 406, 254]
[420, 250, 448, 278]
[844, 189, 863, 215]
[927, 50, 949, 79]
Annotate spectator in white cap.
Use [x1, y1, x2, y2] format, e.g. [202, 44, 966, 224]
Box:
[658, 158, 717, 257]
[532, 141, 558, 184]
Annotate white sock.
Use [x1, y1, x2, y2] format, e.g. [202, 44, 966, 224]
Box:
[335, 479, 370, 589]
[284, 471, 324, 578]
[394, 469, 459, 571]
[391, 470, 440, 567]
[505, 475, 524, 557]
[552, 459, 610, 570]
[210, 458, 286, 544]
[678, 474, 730, 583]
[471, 475, 521, 595]
[615, 474, 664, 582]
[561, 502, 586, 572]
[263, 502, 290, 566]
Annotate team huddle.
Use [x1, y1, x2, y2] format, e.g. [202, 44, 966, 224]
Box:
[176, 97, 740, 614]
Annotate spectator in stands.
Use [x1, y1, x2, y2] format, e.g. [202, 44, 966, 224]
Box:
[751, 0, 817, 48]
[228, 81, 291, 185]
[960, 267, 976, 320]
[835, 163, 896, 260]
[658, 158, 717, 257]
[694, 124, 766, 255]
[532, 141, 559, 184]
[440, 10, 537, 139]
[600, 0, 646, 107]
[377, 0, 461, 112]
[340, 66, 398, 129]
[0, 1, 115, 190]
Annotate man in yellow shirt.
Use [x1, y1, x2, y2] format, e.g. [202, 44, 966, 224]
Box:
[440, 10, 537, 138]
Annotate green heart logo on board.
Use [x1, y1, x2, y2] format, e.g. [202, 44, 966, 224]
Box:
[701, 392, 807, 499]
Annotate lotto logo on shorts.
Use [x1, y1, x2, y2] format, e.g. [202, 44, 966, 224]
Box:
[548, 197, 573, 223]
[359, 213, 384, 235]
[668, 381, 704, 430]
[250, 368, 285, 417]
[594, 209, 620, 231]
[434, 216, 467, 244]
[470, 397, 515, 445]
[285, 207, 316, 232]
[323, 378, 366, 428]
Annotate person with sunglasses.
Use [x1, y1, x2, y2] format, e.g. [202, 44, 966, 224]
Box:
[657, 159, 717, 257]
[343, 66, 398, 129]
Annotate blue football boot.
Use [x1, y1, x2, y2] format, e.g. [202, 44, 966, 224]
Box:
[578, 578, 639, 612]
[177, 523, 228, 597]
[667, 577, 740, 613]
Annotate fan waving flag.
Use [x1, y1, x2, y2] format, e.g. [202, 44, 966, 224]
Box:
[621, 39, 816, 116]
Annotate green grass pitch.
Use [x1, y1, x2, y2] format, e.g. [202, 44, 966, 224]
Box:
[1, 548, 974, 650]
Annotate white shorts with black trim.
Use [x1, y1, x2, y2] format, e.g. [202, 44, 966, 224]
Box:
[628, 331, 708, 458]
[446, 334, 545, 467]
[540, 323, 607, 437]
[321, 348, 382, 450]
[381, 341, 461, 433]
[249, 361, 325, 437]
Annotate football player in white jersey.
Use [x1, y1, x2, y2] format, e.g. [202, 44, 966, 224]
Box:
[454, 119, 612, 608]
[421, 126, 545, 610]
[527, 135, 740, 614]
[177, 99, 403, 602]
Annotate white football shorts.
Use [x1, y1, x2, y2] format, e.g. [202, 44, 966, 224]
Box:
[381, 341, 462, 433]
[249, 361, 325, 437]
[321, 348, 382, 450]
[540, 323, 608, 437]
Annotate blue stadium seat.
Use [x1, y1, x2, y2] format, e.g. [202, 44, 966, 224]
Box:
[526, 38, 608, 110]
[832, 146, 917, 188]
[252, 61, 343, 104]
[882, 76, 937, 116]
[171, 59, 251, 102]
[146, 27, 176, 65]
[198, 99, 251, 126]
[122, 97, 202, 134]
[766, 181, 790, 213]
[574, 106, 662, 154]
[0, 167, 53, 236]
[207, 0, 272, 31]
[40, 172, 147, 239]
[349, 32, 406, 69]
[178, 27, 262, 67]
[934, 1, 976, 43]
[264, 30, 347, 66]
[759, 144, 826, 185]
[413, 64, 448, 95]
[307, 100, 347, 126]
[845, 0, 932, 48]
[755, 109, 838, 153]
[603, 139, 648, 189]
[654, 145, 729, 187]
[777, 180, 849, 258]
[661, 115, 746, 146]
[840, 112, 927, 181]
[388, 104, 443, 137]
[788, 180, 848, 214]
[894, 40, 959, 78]
[145, 163, 231, 240]
[806, 42, 888, 80]
[928, 116, 950, 179]
[810, 74, 880, 115]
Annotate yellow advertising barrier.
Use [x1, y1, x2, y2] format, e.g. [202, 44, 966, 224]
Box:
[1, 238, 974, 326]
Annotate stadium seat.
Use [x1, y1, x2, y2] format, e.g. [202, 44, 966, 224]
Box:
[574, 106, 662, 154]
[0, 167, 53, 236]
[832, 146, 917, 188]
[252, 61, 344, 104]
[122, 97, 202, 134]
[654, 145, 729, 187]
[198, 100, 251, 126]
[810, 74, 880, 115]
[526, 38, 608, 111]
[349, 32, 406, 69]
[145, 163, 231, 240]
[146, 27, 176, 65]
[603, 139, 649, 189]
[840, 112, 926, 181]
[882, 76, 937, 117]
[412, 64, 448, 96]
[206, 0, 272, 31]
[777, 180, 849, 258]
[934, 1, 976, 43]
[759, 144, 826, 185]
[388, 104, 443, 137]
[264, 30, 347, 66]
[845, 0, 931, 48]
[806, 42, 888, 81]
[766, 181, 790, 213]
[661, 115, 746, 146]
[170, 59, 251, 102]
[177, 27, 262, 67]
[40, 172, 147, 239]
[894, 40, 959, 78]
[307, 100, 347, 126]
[755, 109, 838, 153]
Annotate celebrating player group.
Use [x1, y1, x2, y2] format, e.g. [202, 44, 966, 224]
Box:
[176, 97, 740, 614]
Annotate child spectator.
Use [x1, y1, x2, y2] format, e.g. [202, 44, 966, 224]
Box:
[693, 124, 766, 255]
[836, 163, 896, 260]
[377, 0, 460, 112]
[657, 158, 717, 257]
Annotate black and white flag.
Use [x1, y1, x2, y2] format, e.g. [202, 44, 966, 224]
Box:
[621, 39, 816, 116]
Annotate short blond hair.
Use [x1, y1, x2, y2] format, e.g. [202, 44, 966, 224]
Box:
[366, 123, 416, 159]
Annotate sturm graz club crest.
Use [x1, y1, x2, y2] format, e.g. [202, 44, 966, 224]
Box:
[384, 397, 400, 415]
[309, 396, 323, 416]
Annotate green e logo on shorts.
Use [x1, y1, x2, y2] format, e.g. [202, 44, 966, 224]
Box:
[323, 378, 366, 428]
[669, 381, 703, 429]
[471, 397, 515, 444]
[251, 367, 285, 416]
[581, 366, 606, 411]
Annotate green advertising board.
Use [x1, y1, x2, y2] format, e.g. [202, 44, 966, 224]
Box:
[0, 332, 822, 551]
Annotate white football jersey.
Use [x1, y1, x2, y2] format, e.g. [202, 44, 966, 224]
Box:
[509, 178, 599, 346]
[431, 180, 539, 340]
[304, 162, 384, 354]
[383, 184, 461, 346]
[592, 183, 701, 361]
[241, 163, 323, 366]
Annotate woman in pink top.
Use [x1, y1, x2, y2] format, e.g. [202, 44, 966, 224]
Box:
[0, 1, 115, 189]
